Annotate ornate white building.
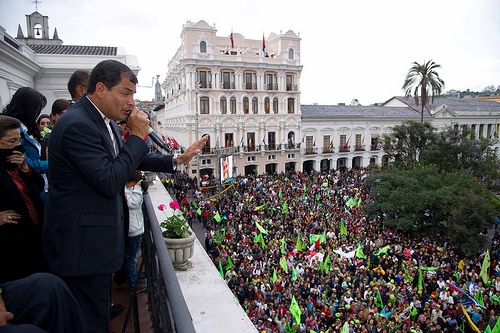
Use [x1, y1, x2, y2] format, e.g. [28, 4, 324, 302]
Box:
[158, 20, 303, 181]
[0, 10, 139, 110]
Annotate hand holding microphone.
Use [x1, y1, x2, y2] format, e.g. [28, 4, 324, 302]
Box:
[126, 107, 149, 139]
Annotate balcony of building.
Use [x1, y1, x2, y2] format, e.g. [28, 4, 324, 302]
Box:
[354, 145, 365, 152]
[322, 147, 334, 154]
[304, 147, 317, 155]
[338, 146, 350, 153]
[110, 176, 257, 333]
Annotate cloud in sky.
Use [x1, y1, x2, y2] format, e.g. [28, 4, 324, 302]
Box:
[1, 0, 498, 105]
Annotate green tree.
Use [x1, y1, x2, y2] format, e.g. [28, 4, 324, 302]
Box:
[422, 124, 500, 190]
[364, 167, 494, 253]
[402, 59, 445, 123]
[381, 120, 436, 169]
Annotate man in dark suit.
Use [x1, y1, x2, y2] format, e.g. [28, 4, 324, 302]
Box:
[43, 60, 207, 332]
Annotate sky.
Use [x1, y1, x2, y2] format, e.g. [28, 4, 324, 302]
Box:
[0, 0, 499, 105]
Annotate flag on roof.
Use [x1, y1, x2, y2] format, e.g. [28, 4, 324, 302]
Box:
[230, 28, 234, 48]
[262, 33, 266, 51]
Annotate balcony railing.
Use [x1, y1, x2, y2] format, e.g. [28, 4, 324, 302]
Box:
[322, 147, 334, 153]
[305, 147, 317, 155]
[244, 83, 257, 90]
[354, 145, 365, 151]
[338, 146, 350, 152]
[141, 187, 196, 333]
[266, 83, 278, 91]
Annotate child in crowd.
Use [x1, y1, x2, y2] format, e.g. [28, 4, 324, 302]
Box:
[114, 170, 147, 293]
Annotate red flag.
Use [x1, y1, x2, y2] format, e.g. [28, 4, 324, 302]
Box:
[230, 29, 234, 49]
[262, 33, 266, 52]
[172, 138, 178, 150]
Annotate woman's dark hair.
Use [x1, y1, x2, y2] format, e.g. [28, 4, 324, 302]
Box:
[0, 115, 21, 139]
[37, 113, 50, 126]
[3, 87, 47, 143]
[51, 99, 71, 115]
[128, 170, 143, 183]
[86, 60, 138, 95]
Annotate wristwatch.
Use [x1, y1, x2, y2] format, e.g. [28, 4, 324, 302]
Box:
[173, 154, 179, 170]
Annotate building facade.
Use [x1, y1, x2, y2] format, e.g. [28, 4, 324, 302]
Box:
[158, 20, 303, 183]
[0, 11, 139, 110]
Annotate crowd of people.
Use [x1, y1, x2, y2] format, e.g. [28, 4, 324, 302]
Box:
[176, 168, 500, 333]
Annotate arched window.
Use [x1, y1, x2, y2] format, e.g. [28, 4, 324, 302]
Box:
[252, 97, 258, 114]
[220, 96, 227, 114]
[230, 97, 236, 114]
[288, 48, 294, 60]
[200, 41, 207, 53]
[243, 97, 249, 114]
[273, 98, 279, 114]
[264, 97, 270, 114]
[200, 96, 210, 114]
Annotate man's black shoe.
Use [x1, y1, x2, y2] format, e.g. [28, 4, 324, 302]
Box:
[110, 304, 124, 319]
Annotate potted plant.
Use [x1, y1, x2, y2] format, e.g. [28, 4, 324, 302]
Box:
[158, 201, 196, 270]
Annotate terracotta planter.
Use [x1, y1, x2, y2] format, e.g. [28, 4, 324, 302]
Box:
[163, 231, 196, 271]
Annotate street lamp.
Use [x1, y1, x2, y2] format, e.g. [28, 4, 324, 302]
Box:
[195, 83, 200, 186]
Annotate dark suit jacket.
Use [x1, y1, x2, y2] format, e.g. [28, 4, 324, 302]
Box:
[0, 166, 45, 283]
[43, 95, 174, 276]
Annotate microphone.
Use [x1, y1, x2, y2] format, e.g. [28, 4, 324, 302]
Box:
[148, 127, 171, 151]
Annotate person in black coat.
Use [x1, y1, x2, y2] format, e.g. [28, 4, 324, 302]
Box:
[0, 115, 45, 284]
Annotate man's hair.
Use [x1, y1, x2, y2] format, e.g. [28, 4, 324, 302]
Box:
[128, 170, 143, 183]
[86, 60, 138, 95]
[67, 70, 90, 99]
[0, 115, 21, 139]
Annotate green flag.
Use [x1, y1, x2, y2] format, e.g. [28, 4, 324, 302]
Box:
[309, 234, 320, 245]
[254, 233, 265, 248]
[491, 319, 500, 333]
[474, 289, 485, 307]
[196, 208, 202, 216]
[375, 289, 384, 308]
[323, 253, 331, 273]
[340, 321, 349, 333]
[321, 182, 328, 187]
[280, 256, 288, 274]
[214, 212, 222, 223]
[226, 256, 233, 271]
[374, 245, 391, 257]
[280, 237, 286, 254]
[255, 221, 269, 234]
[281, 202, 288, 214]
[320, 230, 326, 244]
[345, 197, 356, 207]
[218, 260, 224, 278]
[272, 268, 278, 283]
[255, 204, 266, 211]
[292, 266, 298, 281]
[355, 245, 367, 259]
[418, 270, 423, 293]
[410, 306, 418, 320]
[340, 220, 347, 235]
[485, 325, 492, 333]
[296, 234, 305, 251]
[481, 249, 491, 284]
[419, 266, 440, 271]
[278, 189, 283, 199]
[290, 296, 301, 324]
[214, 230, 221, 244]
[357, 198, 362, 206]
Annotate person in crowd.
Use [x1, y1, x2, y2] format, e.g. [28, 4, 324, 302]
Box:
[43, 59, 207, 332]
[2, 87, 48, 178]
[0, 272, 89, 333]
[114, 170, 147, 293]
[176, 167, 499, 333]
[40, 99, 70, 160]
[36, 114, 50, 137]
[0, 115, 45, 283]
[67, 70, 90, 103]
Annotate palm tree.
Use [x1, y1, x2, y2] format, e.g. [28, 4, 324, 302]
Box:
[402, 60, 445, 123]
